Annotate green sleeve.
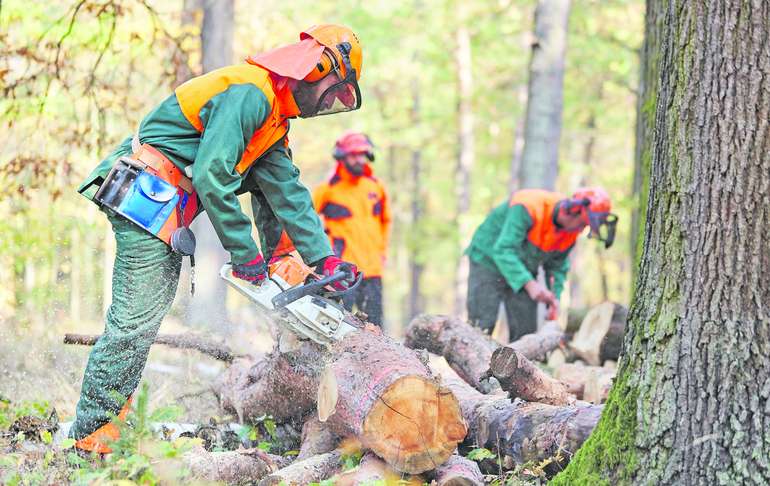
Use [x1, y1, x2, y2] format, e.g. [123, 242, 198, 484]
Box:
[491, 204, 536, 292]
[191, 84, 271, 264]
[249, 144, 333, 265]
[544, 248, 572, 299]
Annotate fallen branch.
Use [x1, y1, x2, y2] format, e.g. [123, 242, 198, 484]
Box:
[63, 333, 236, 363]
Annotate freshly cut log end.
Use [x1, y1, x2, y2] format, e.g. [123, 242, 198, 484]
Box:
[362, 375, 467, 474]
[433, 454, 485, 486]
[569, 302, 627, 366]
[322, 328, 467, 474]
[488, 346, 575, 406]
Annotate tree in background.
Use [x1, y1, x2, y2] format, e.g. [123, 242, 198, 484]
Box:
[554, 0, 770, 483]
[518, 0, 571, 190]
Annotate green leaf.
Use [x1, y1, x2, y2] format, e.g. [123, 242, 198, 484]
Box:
[263, 418, 277, 439]
[60, 437, 76, 449]
[257, 441, 272, 452]
[39, 429, 52, 444]
[467, 447, 496, 461]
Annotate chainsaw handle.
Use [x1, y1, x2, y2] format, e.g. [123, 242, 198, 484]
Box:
[271, 271, 350, 308]
[321, 271, 363, 299]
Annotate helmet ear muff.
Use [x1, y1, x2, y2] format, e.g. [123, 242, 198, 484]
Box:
[304, 50, 335, 83]
[332, 145, 346, 160]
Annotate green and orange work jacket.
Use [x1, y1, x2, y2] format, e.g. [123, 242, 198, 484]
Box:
[78, 63, 332, 265]
[465, 189, 578, 298]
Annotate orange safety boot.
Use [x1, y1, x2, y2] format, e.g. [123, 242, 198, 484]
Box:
[74, 397, 132, 455]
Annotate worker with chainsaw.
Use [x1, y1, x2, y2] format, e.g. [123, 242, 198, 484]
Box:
[71, 25, 364, 454]
[313, 132, 391, 326]
[465, 188, 617, 342]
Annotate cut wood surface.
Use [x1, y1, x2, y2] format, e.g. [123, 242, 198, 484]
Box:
[318, 324, 467, 474]
[436, 367, 601, 471]
[486, 345, 576, 406]
[433, 454, 485, 486]
[568, 302, 627, 365]
[257, 450, 343, 486]
[404, 314, 501, 393]
[64, 332, 235, 363]
[508, 321, 566, 362]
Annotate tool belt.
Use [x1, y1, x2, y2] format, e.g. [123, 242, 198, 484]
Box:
[93, 135, 199, 256]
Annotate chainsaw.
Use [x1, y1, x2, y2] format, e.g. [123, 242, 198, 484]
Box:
[219, 254, 362, 346]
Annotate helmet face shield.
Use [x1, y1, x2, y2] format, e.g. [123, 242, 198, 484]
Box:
[587, 211, 618, 248]
[313, 69, 361, 116]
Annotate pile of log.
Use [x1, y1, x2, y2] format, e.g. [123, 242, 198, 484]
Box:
[64, 302, 627, 484]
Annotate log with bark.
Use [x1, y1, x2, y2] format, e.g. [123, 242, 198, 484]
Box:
[404, 314, 501, 393]
[296, 417, 339, 461]
[438, 370, 602, 472]
[485, 346, 576, 406]
[183, 445, 288, 484]
[257, 450, 343, 486]
[213, 324, 467, 474]
[432, 454, 485, 486]
[567, 302, 627, 366]
[553, 363, 616, 404]
[507, 321, 566, 362]
[330, 451, 424, 485]
[64, 332, 236, 363]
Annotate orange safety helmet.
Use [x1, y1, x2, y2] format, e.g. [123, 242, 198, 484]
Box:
[566, 187, 618, 248]
[301, 25, 362, 83]
[333, 131, 375, 161]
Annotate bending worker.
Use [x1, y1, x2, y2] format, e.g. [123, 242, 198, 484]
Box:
[313, 132, 390, 326]
[72, 25, 364, 454]
[465, 187, 617, 341]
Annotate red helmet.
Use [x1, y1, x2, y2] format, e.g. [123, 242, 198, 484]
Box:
[568, 187, 618, 248]
[333, 131, 375, 161]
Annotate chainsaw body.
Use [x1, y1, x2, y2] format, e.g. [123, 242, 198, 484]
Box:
[219, 255, 359, 346]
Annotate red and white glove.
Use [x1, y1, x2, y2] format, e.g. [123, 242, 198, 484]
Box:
[232, 254, 267, 285]
[315, 256, 359, 290]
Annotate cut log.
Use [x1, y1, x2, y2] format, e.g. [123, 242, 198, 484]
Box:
[404, 314, 501, 393]
[568, 302, 627, 366]
[436, 367, 601, 472]
[554, 363, 616, 404]
[318, 324, 467, 474]
[331, 451, 424, 486]
[183, 445, 282, 484]
[258, 450, 343, 486]
[64, 332, 235, 363]
[212, 342, 325, 423]
[507, 321, 566, 362]
[486, 346, 576, 406]
[296, 416, 339, 461]
[432, 454, 485, 486]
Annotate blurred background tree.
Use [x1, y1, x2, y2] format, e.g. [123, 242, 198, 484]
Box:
[0, 0, 644, 337]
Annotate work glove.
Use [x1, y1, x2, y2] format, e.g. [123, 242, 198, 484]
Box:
[315, 256, 359, 291]
[232, 254, 268, 285]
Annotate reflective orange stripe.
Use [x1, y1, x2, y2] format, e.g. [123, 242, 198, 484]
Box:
[174, 64, 292, 175]
[509, 189, 578, 252]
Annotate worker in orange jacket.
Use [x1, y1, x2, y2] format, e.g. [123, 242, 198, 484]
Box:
[313, 132, 391, 326]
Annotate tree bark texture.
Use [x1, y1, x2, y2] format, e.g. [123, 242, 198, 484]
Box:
[257, 450, 343, 486]
[184, 445, 282, 485]
[317, 326, 467, 474]
[486, 345, 576, 406]
[432, 453, 485, 486]
[404, 314, 501, 393]
[554, 1, 770, 484]
[518, 0, 571, 190]
[439, 371, 601, 471]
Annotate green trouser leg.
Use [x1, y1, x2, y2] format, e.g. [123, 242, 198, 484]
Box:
[69, 213, 182, 440]
[466, 259, 537, 342]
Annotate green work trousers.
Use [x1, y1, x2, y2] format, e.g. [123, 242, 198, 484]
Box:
[466, 259, 537, 342]
[69, 212, 182, 440]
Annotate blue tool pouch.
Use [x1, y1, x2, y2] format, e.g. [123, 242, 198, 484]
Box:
[119, 171, 180, 233]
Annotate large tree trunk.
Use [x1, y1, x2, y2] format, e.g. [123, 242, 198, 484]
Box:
[186, 0, 234, 329]
[518, 0, 571, 189]
[554, 1, 770, 484]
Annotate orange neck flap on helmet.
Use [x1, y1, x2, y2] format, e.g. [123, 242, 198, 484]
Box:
[246, 38, 325, 80]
